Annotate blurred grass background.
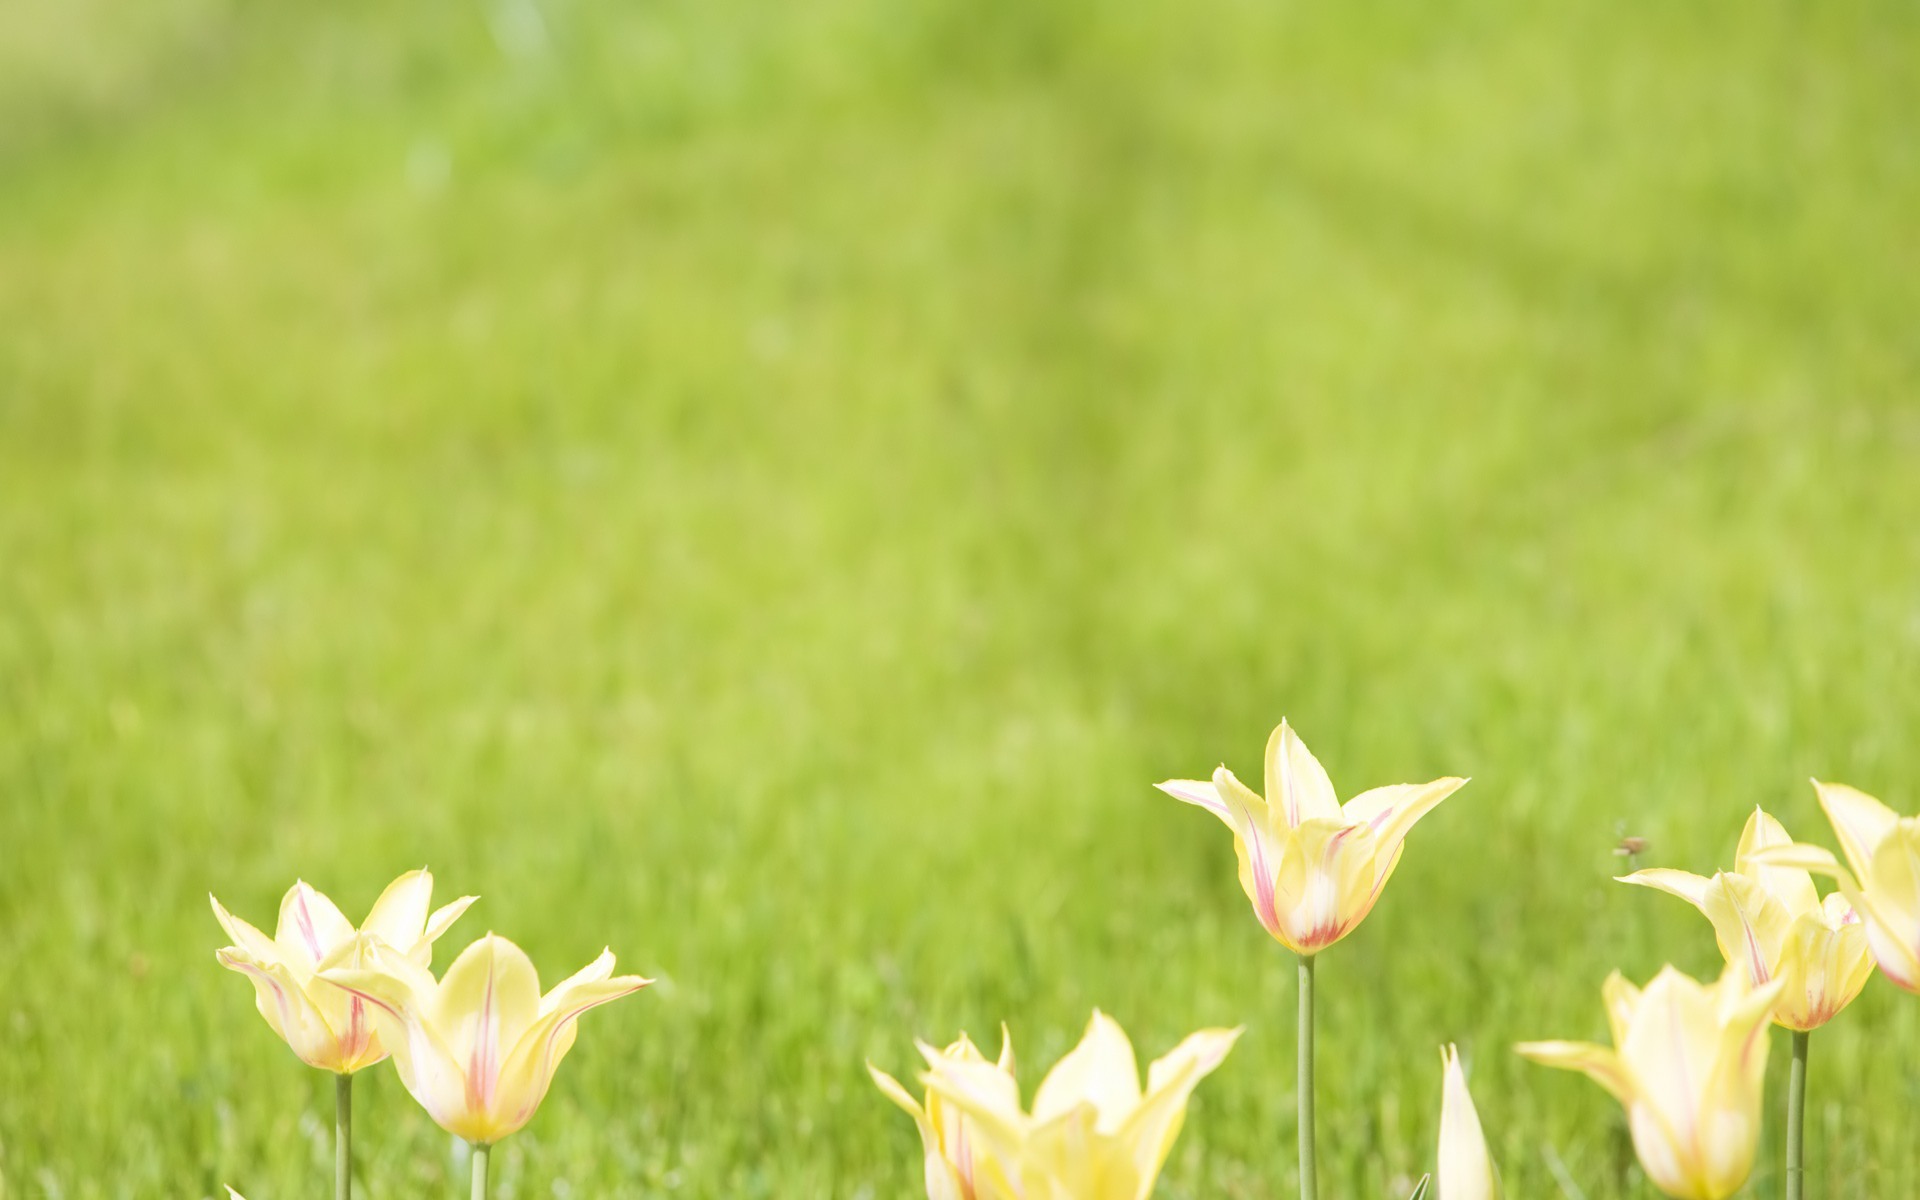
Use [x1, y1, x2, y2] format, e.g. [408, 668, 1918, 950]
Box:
[3, 0, 1919, 1195]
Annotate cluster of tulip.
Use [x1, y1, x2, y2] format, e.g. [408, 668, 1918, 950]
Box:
[215, 721, 1920, 1198]
[868, 720, 1920, 1200]
[211, 870, 649, 1199]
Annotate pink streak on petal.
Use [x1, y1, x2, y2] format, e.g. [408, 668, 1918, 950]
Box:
[467, 967, 497, 1115]
[1228, 792, 1281, 936]
[294, 889, 324, 962]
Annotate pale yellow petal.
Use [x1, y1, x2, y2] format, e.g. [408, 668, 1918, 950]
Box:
[321, 949, 477, 1138]
[1341, 778, 1468, 863]
[490, 966, 650, 1142]
[1274, 817, 1381, 954]
[1734, 808, 1819, 917]
[869, 1063, 966, 1200]
[215, 946, 346, 1071]
[1123, 1026, 1240, 1192]
[210, 894, 284, 964]
[1513, 1040, 1632, 1106]
[1438, 1045, 1501, 1200]
[1616, 868, 1714, 913]
[274, 881, 356, 965]
[1814, 780, 1900, 882]
[1698, 874, 1792, 988]
[1265, 719, 1340, 829]
[1032, 1010, 1141, 1130]
[1601, 971, 1641, 1048]
[1770, 910, 1873, 1031]
[1154, 779, 1236, 833]
[361, 869, 434, 951]
[1862, 820, 1920, 992]
[1213, 766, 1282, 937]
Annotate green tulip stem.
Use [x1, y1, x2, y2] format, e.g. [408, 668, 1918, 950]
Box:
[1298, 953, 1318, 1200]
[471, 1141, 491, 1200]
[1786, 1029, 1810, 1200]
[335, 1073, 352, 1200]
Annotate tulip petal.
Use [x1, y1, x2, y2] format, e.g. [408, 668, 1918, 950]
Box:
[1600, 971, 1640, 1048]
[321, 947, 477, 1137]
[1342, 778, 1469, 862]
[430, 934, 543, 1127]
[216, 946, 347, 1071]
[275, 881, 356, 965]
[492, 965, 651, 1140]
[1815, 780, 1900, 882]
[1772, 908, 1873, 1031]
[362, 869, 434, 952]
[1514, 1041, 1632, 1105]
[1213, 766, 1282, 937]
[869, 1063, 967, 1200]
[1698, 874, 1792, 989]
[1265, 719, 1340, 829]
[1125, 1026, 1241, 1190]
[1734, 808, 1820, 917]
[210, 894, 285, 964]
[1033, 1010, 1142, 1130]
[1154, 779, 1234, 830]
[1862, 821, 1920, 992]
[1438, 1045, 1501, 1200]
[1275, 817, 1380, 953]
[922, 1054, 1030, 1151]
[1616, 869, 1714, 913]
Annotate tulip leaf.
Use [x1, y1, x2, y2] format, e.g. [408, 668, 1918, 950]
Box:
[1405, 1173, 1432, 1200]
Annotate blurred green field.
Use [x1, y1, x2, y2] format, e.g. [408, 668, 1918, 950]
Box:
[4, 0, 1920, 1196]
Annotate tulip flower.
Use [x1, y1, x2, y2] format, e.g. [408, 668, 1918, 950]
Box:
[1156, 719, 1467, 957]
[1517, 965, 1782, 1200]
[1621, 805, 1871, 1200]
[888, 1010, 1240, 1200]
[211, 870, 476, 1200]
[211, 870, 477, 1073]
[1618, 806, 1872, 1032]
[322, 933, 651, 1199]
[869, 1029, 1018, 1200]
[1437, 1045, 1499, 1200]
[1158, 718, 1465, 1200]
[1748, 781, 1920, 995]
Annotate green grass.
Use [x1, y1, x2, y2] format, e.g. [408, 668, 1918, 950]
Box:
[3, 0, 1920, 1195]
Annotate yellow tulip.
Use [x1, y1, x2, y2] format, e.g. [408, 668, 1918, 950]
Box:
[321, 933, 651, 1145]
[1157, 719, 1467, 954]
[1747, 781, 1920, 994]
[1618, 806, 1873, 1030]
[210, 870, 476, 1073]
[869, 1030, 1019, 1200]
[905, 1011, 1239, 1200]
[1437, 1045, 1500, 1200]
[1517, 965, 1781, 1200]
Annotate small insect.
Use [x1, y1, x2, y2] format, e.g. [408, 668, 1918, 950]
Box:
[1613, 824, 1650, 871]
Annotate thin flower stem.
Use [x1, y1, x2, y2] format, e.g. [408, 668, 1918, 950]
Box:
[1298, 953, 1317, 1200]
[335, 1073, 352, 1200]
[471, 1141, 491, 1200]
[1786, 1030, 1810, 1200]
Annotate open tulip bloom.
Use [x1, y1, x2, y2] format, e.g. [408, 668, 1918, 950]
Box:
[1158, 718, 1465, 1200]
[1437, 1045, 1500, 1200]
[211, 870, 477, 1074]
[1156, 720, 1468, 957]
[874, 1011, 1240, 1200]
[869, 1029, 1018, 1200]
[1517, 964, 1782, 1200]
[322, 932, 650, 1198]
[1620, 804, 1872, 1200]
[212, 870, 476, 1200]
[1748, 780, 1920, 996]
[1619, 806, 1872, 1032]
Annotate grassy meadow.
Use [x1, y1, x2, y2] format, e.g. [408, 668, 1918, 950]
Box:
[4, 0, 1920, 1195]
